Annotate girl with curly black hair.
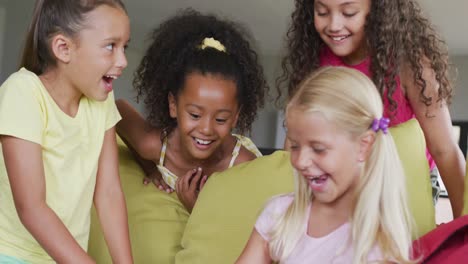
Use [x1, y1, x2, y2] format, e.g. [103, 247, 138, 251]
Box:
[116, 9, 268, 213]
[277, 0, 464, 218]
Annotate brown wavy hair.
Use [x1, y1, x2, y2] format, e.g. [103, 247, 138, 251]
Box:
[134, 9, 268, 136]
[277, 0, 452, 113]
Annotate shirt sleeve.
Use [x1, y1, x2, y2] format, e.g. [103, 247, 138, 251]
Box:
[255, 195, 294, 241]
[0, 73, 44, 144]
[103, 91, 121, 130]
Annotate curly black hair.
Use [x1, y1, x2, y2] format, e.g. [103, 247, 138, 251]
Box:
[277, 0, 452, 113]
[134, 9, 268, 136]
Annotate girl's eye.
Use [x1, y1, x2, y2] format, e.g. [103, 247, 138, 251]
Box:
[343, 12, 357, 17]
[289, 143, 299, 151]
[316, 12, 328, 16]
[190, 113, 200, 119]
[215, 118, 227, 124]
[315, 7, 328, 16]
[314, 148, 325, 154]
[105, 44, 114, 51]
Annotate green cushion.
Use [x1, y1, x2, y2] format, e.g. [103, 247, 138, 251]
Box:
[175, 118, 435, 264]
[88, 137, 189, 263]
[175, 150, 294, 264]
[463, 161, 468, 215]
[390, 119, 435, 237]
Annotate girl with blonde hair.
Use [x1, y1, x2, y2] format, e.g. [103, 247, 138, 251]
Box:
[237, 67, 415, 263]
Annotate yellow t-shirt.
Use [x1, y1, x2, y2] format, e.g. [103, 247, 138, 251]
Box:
[0, 68, 121, 263]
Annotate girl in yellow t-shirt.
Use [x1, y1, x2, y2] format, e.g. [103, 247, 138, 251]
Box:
[0, 0, 132, 263]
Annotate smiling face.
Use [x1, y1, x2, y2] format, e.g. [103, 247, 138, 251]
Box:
[67, 4, 130, 101]
[314, 0, 370, 65]
[169, 72, 240, 161]
[287, 108, 363, 205]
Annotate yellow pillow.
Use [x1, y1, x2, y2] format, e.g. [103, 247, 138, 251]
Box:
[88, 137, 189, 263]
[390, 118, 435, 237]
[175, 118, 435, 264]
[463, 160, 468, 215]
[175, 150, 294, 264]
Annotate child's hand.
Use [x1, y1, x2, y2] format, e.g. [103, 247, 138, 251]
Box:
[143, 171, 174, 193]
[175, 167, 206, 212]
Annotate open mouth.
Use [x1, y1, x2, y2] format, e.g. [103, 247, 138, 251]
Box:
[194, 137, 213, 146]
[330, 35, 350, 42]
[309, 175, 328, 184]
[102, 75, 117, 92]
[308, 174, 329, 191]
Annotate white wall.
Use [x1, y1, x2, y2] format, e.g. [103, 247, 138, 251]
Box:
[0, 4, 6, 76]
[0, 0, 33, 82]
[0, 1, 467, 149]
[249, 55, 283, 148]
[449, 56, 468, 120]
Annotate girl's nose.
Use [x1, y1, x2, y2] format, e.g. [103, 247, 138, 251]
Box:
[293, 149, 312, 171]
[115, 48, 128, 69]
[199, 117, 214, 135]
[328, 14, 344, 32]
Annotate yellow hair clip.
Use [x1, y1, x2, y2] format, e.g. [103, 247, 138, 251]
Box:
[199, 37, 226, 52]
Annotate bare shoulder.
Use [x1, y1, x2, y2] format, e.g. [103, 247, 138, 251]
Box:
[233, 145, 258, 165]
[142, 128, 164, 160]
[124, 126, 163, 161]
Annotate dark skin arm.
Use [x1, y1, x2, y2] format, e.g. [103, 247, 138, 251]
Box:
[115, 99, 173, 192]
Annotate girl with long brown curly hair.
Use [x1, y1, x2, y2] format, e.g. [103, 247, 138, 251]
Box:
[277, 0, 464, 218]
[116, 9, 268, 213]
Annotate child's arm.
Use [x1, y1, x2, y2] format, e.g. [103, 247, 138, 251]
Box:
[402, 60, 465, 218]
[236, 228, 271, 264]
[115, 99, 172, 191]
[1, 135, 95, 263]
[93, 128, 133, 263]
[115, 99, 159, 160]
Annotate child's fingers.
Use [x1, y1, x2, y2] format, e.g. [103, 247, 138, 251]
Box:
[199, 175, 208, 191]
[157, 178, 173, 193]
[143, 177, 149, 185]
[143, 177, 152, 185]
[143, 176, 174, 193]
[183, 168, 199, 188]
[150, 178, 163, 190]
[177, 169, 194, 193]
[189, 170, 203, 192]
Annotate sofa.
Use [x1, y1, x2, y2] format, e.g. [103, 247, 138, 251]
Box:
[88, 118, 436, 263]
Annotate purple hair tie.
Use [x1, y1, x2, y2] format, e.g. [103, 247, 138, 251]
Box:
[371, 117, 390, 134]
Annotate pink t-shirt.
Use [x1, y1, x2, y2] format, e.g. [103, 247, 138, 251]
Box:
[255, 195, 383, 263]
[319, 47, 435, 169]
